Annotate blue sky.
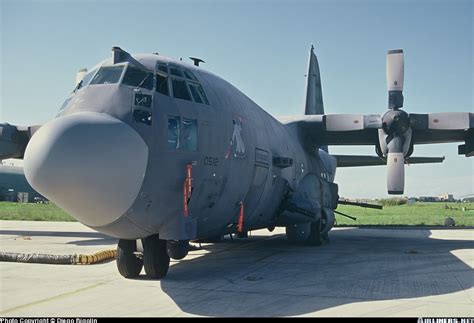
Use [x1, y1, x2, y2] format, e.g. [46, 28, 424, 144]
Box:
[1, 0, 472, 198]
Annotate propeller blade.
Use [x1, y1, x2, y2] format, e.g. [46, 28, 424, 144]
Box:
[386, 152, 405, 194]
[324, 114, 382, 131]
[410, 112, 473, 130]
[387, 49, 404, 109]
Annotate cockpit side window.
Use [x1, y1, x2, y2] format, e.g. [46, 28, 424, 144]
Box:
[156, 73, 169, 96]
[90, 66, 124, 85]
[196, 84, 209, 105]
[188, 83, 203, 104]
[158, 63, 168, 74]
[157, 61, 210, 105]
[188, 83, 209, 105]
[183, 70, 198, 81]
[169, 65, 184, 77]
[172, 79, 192, 101]
[122, 65, 154, 90]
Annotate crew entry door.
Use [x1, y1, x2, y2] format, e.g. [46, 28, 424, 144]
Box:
[242, 149, 270, 224]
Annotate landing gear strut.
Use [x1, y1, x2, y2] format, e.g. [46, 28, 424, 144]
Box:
[305, 219, 323, 246]
[116, 239, 143, 278]
[143, 235, 170, 279]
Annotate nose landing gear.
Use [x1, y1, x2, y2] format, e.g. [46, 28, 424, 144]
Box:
[143, 235, 170, 279]
[116, 235, 170, 279]
[116, 239, 143, 278]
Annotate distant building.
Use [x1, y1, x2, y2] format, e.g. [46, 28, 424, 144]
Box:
[0, 164, 45, 203]
[438, 193, 455, 202]
[407, 197, 417, 204]
[418, 196, 440, 202]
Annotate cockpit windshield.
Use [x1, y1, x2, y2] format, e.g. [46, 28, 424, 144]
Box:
[90, 66, 124, 85]
[81, 69, 97, 87]
[122, 65, 154, 90]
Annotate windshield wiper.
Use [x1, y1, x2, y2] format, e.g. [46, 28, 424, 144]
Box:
[73, 80, 83, 93]
[135, 73, 151, 91]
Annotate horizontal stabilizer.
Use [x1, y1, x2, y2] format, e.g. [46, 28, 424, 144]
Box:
[334, 155, 445, 167]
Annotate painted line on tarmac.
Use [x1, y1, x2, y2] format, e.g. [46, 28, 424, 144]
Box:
[0, 281, 106, 315]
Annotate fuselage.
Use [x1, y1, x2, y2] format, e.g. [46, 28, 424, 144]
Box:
[23, 52, 337, 240]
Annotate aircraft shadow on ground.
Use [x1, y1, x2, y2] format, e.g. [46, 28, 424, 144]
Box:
[158, 228, 473, 316]
[66, 238, 118, 246]
[0, 229, 112, 239]
[0, 229, 117, 246]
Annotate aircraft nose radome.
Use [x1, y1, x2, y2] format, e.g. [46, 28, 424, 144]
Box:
[24, 112, 148, 227]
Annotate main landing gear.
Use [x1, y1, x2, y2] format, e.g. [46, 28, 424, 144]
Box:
[285, 218, 326, 246]
[116, 235, 170, 279]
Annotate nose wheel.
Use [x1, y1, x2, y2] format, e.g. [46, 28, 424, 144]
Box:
[116, 239, 143, 278]
[143, 235, 170, 279]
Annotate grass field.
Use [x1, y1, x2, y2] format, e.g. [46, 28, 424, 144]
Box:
[0, 201, 473, 226]
[0, 202, 74, 222]
[335, 202, 474, 227]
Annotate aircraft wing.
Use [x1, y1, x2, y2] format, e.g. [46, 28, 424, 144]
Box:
[334, 155, 445, 167]
[0, 123, 40, 160]
[280, 112, 473, 156]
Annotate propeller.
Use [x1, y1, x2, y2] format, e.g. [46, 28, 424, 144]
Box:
[379, 49, 412, 194]
[321, 49, 472, 194]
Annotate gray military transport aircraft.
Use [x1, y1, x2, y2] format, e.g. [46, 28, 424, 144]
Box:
[0, 46, 472, 279]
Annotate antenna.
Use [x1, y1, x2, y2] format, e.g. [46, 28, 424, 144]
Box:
[189, 57, 205, 67]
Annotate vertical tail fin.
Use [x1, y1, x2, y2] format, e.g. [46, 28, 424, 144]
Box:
[304, 45, 324, 115]
[304, 45, 327, 152]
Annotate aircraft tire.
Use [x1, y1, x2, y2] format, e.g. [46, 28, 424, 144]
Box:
[285, 223, 311, 244]
[116, 239, 143, 278]
[143, 235, 170, 279]
[305, 219, 323, 246]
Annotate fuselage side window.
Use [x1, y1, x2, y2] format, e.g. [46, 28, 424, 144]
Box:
[90, 66, 124, 85]
[167, 116, 180, 149]
[156, 74, 169, 96]
[167, 116, 198, 151]
[172, 79, 192, 101]
[182, 118, 198, 151]
[122, 65, 154, 90]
